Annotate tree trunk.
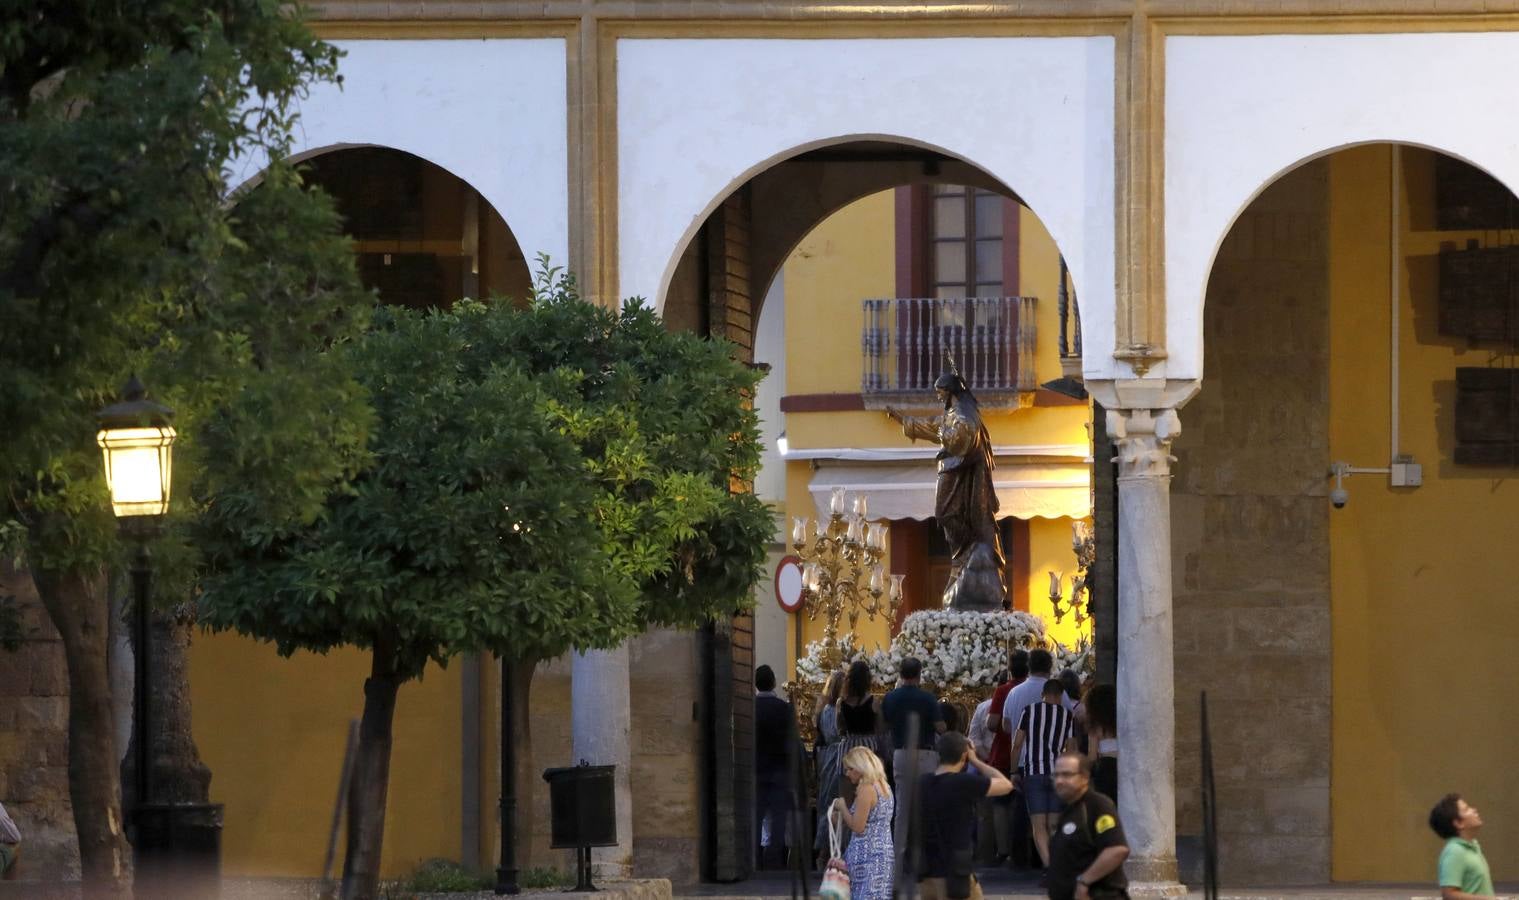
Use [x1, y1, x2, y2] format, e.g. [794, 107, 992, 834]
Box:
[340, 637, 403, 900]
[505, 658, 536, 877]
[122, 611, 213, 809]
[30, 563, 134, 899]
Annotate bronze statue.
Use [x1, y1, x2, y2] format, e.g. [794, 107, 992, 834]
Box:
[887, 370, 1007, 613]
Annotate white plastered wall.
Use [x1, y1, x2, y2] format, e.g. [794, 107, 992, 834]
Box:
[228, 39, 570, 265]
[1166, 32, 1519, 381]
[753, 275, 787, 506]
[616, 36, 1118, 376]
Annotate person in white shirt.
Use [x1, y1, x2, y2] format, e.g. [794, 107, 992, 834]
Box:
[999, 650, 1072, 745]
[967, 672, 1004, 864]
[0, 800, 20, 878]
[968, 692, 997, 759]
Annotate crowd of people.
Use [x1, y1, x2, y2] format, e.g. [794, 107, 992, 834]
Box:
[756, 648, 1131, 900]
[762, 650, 1512, 900]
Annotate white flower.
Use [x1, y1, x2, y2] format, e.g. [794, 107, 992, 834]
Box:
[793, 609, 1089, 692]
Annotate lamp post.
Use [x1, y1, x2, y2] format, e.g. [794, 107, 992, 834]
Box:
[98, 375, 220, 898]
[97, 375, 177, 823]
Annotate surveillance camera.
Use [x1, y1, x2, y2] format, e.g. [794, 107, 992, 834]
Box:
[1330, 487, 1348, 509]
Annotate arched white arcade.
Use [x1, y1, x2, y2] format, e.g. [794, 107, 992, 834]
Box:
[615, 35, 1117, 373]
[226, 37, 570, 268]
[1166, 31, 1519, 382]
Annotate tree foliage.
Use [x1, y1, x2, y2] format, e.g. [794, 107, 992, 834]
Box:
[0, 0, 360, 579]
[0, 3, 367, 893]
[197, 266, 775, 678]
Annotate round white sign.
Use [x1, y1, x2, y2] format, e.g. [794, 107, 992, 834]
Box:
[775, 556, 804, 613]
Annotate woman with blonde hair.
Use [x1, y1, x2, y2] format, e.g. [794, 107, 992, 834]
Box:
[830, 746, 894, 900]
[812, 670, 847, 865]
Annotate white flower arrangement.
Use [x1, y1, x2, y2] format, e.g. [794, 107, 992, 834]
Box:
[794, 609, 1070, 691]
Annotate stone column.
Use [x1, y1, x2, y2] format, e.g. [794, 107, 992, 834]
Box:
[572, 645, 635, 878]
[1107, 406, 1187, 897]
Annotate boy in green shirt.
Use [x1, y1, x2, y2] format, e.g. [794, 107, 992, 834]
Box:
[1429, 793, 1495, 900]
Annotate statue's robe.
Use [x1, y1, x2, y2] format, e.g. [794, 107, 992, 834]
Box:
[901, 394, 1007, 610]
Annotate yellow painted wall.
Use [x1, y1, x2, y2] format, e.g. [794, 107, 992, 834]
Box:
[784, 190, 897, 397]
[1028, 516, 1088, 650]
[1019, 201, 1072, 385]
[189, 633, 462, 878]
[779, 188, 1093, 664]
[1329, 145, 1519, 880]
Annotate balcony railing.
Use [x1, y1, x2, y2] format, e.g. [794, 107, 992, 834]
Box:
[1056, 255, 1083, 377]
[861, 296, 1037, 405]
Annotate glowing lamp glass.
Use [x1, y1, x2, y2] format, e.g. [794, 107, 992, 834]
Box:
[97, 425, 176, 518]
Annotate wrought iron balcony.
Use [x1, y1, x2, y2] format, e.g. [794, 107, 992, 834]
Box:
[1055, 255, 1083, 379]
[860, 296, 1037, 407]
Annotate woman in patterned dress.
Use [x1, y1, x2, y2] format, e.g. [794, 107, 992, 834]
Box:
[831, 746, 894, 900]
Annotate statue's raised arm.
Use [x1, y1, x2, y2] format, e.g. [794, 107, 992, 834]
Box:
[891, 405, 943, 444]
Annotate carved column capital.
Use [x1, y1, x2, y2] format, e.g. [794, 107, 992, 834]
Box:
[1106, 407, 1181, 481]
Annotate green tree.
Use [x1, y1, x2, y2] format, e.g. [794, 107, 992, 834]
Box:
[0, 3, 368, 895]
[194, 269, 774, 900]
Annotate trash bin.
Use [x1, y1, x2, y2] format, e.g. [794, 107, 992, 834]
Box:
[543, 762, 617, 890]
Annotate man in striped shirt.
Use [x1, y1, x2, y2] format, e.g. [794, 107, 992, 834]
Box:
[1010, 679, 1076, 873]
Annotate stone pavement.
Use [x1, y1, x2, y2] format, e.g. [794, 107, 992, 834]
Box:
[674, 871, 1519, 900]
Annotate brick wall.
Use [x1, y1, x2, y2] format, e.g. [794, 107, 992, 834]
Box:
[1170, 159, 1332, 884]
[0, 563, 81, 881]
[706, 188, 755, 360]
[704, 185, 757, 880]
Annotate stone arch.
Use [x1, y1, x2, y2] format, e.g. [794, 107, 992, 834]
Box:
[1165, 31, 1519, 381]
[657, 134, 1086, 378]
[235, 143, 534, 307]
[615, 33, 1116, 354]
[1197, 140, 1513, 332]
[222, 37, 569, 268]
[651, 134, 1030, 316]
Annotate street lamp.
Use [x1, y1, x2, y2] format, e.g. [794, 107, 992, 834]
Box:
[97, 375, 175, 820]
[97, 376, 221, 898]
[98, 374, 202, 895]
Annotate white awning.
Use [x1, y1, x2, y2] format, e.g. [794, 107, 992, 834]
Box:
[807, 461, 1091, 522]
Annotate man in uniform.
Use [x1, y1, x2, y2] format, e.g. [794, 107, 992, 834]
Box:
[1046, 752, 1128, 900]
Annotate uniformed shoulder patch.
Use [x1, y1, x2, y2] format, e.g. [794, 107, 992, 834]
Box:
[1095, 814, 1117, 834]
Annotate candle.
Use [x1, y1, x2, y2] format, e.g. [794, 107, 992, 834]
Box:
[889, 573, 905, 601]
[804, 562, 821, 593]
[847, 517, 864, 544]
[792, 517, 808, 548]
[1048, 571, 1062, 598]
[830, 486, 847, 516]
[870, 567, 886, 593]
[867, 523, 887, 551]
[853, 495, 869, 518]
